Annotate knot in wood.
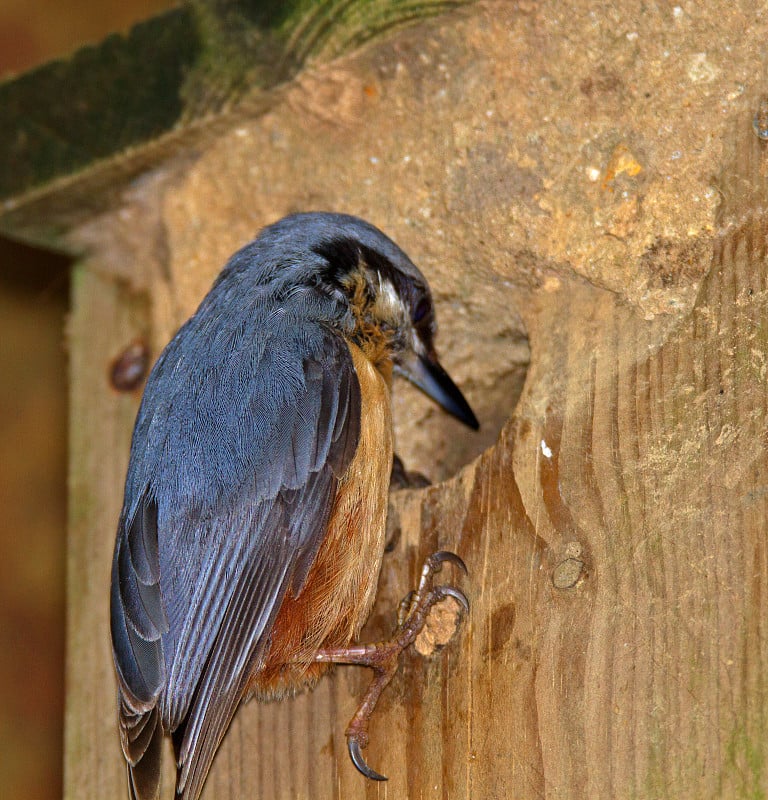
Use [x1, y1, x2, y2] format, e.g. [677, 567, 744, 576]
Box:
[552, 542, 585, 589]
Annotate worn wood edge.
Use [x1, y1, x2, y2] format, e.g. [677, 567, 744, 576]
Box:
[64, 264, 151, 800]
[0, 0, 473, 249]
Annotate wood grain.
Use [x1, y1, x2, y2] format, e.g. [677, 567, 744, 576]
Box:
[190, 113, 768, 798]
[65, 266, 150, 800]
[60, 4, 768, 799]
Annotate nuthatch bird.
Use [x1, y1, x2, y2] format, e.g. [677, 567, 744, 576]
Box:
[110, 212, 478, 800]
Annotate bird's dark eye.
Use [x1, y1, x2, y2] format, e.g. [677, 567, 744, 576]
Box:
[413, 298, 430, 323]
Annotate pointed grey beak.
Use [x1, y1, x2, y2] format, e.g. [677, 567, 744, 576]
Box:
[396, 353, 479, 430]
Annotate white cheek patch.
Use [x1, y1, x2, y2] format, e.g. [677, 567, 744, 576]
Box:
[379, 278, 401, 315]
[410, 327, 426, 356]
[374, 276, 408, 324]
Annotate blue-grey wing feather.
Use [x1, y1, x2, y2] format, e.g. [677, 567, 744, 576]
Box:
[111, 284, 361, 800]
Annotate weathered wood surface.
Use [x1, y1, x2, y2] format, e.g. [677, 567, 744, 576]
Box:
[65, 267, 150, 798]
[52, 1, 768, 798]
[0, 0, 470, 246]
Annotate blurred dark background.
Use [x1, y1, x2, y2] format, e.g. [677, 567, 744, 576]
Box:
[0, 3, 175, 798]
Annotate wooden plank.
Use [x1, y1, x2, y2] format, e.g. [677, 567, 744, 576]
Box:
[193, 105, 768, 800]
[61, 2, 768, 798]
[0, 0, 472, 247]
[65, 265, 150, 800]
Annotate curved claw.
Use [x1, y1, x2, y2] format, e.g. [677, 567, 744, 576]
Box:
[348, 737, 388, 782]
[430, 550, 468, 575]
[435, 585, 470, 614]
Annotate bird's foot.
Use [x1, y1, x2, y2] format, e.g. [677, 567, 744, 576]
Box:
[314, 550, 469, 781]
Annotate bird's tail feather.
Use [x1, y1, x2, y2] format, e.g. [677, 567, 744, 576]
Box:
[119, 691, 163, 800]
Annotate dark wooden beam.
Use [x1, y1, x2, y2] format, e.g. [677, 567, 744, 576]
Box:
[0, 0, 468, 247]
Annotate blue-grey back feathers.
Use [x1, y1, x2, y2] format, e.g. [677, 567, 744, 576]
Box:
[111, 213, 425, 800]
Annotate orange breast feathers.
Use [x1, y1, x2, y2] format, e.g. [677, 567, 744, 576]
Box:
[248, 341, 394, 698]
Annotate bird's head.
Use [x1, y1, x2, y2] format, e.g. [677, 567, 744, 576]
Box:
[261, 212, 479, 430]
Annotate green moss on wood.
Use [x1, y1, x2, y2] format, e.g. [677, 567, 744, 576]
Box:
[0, 0, 470, 221]
[0, 9, 200, 202]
